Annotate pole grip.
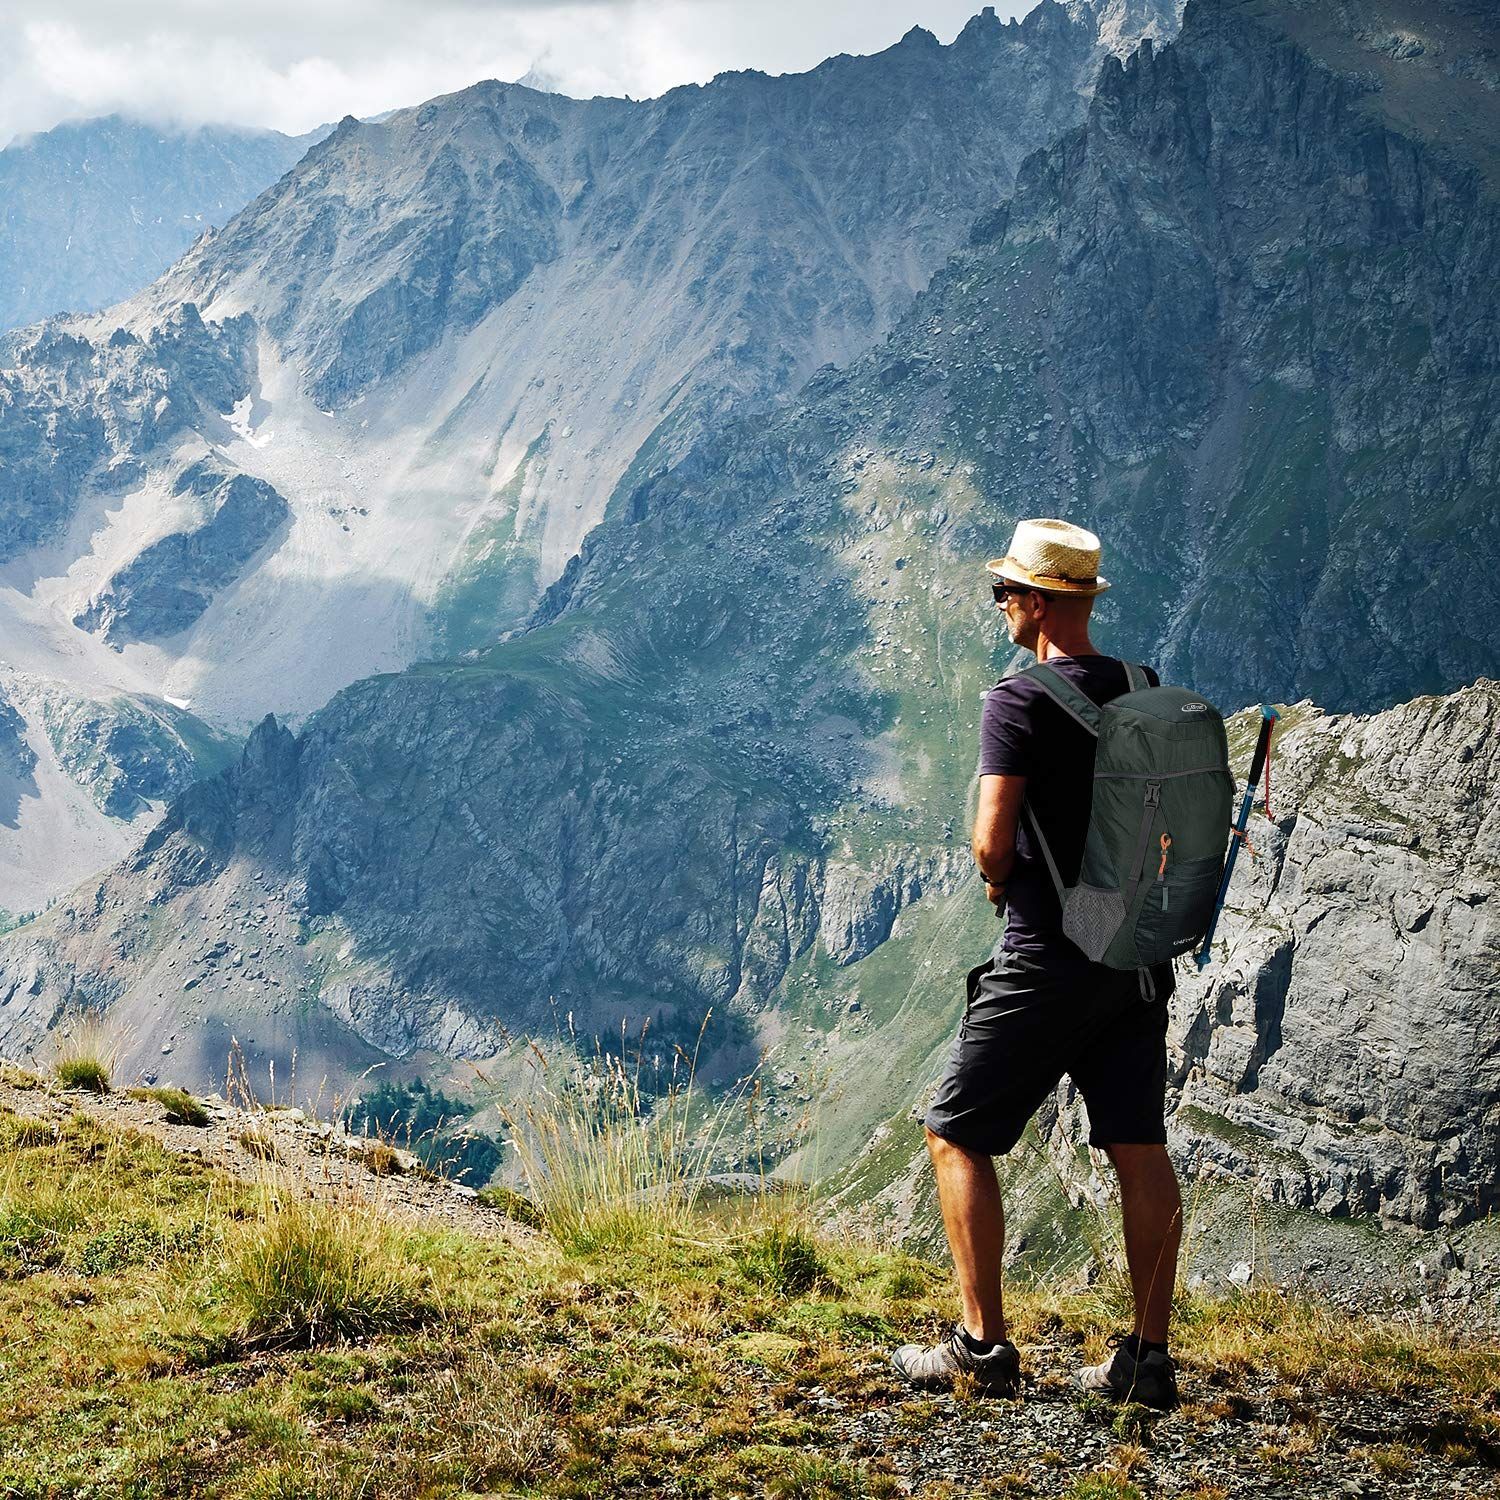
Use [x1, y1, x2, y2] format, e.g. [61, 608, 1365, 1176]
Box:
[1245, 704, 1280, 786]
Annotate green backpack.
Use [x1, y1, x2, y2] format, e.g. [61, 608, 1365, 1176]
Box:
[1020, 662, 1234, 976]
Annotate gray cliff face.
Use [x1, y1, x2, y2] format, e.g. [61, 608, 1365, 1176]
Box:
[75, 462, 290, 642]
[0, 692, 36, 782]
[820, 849, 967, 967]
[1165, 685, 1500, 1229]
[0, 115, 324, 334]
[1, 0, 1496, 1246]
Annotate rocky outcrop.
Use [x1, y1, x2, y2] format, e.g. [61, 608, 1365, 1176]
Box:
[75, 462, 290, 642]
[13, 681, 241, 821]
[0, 691, 36, 782]
[1165, 684, 1500, 1229]
[820, 849, 968, 966]
[0, 304, 254, 563]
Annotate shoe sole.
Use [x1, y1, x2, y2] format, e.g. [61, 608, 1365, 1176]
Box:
[1077, 1373, 1177, 1410]
[892, 1353, 1021, 1396]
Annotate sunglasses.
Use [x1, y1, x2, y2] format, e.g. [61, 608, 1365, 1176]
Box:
[991, 582, 1036, 604]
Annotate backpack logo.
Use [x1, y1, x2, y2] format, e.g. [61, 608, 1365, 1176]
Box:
[1181, 702, 1210, 714]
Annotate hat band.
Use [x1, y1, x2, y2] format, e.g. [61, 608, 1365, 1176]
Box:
[1027, 570, 1097, 586]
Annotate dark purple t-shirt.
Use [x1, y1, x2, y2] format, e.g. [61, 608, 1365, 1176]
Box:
[980, 655, 1159, 957]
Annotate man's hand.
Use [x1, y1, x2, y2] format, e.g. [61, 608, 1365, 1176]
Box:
[982, 877, 1006, 909]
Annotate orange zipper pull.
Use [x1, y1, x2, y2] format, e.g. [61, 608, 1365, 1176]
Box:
[1157, 833, 1172, 880]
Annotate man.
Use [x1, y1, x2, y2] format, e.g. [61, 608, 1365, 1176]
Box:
[891, 518, 1182, 1409]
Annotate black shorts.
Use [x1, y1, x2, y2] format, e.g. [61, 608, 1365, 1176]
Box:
[923, 946, 1175, 1157]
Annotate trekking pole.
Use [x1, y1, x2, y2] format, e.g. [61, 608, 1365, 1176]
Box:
[1193, 704, 1279, 972]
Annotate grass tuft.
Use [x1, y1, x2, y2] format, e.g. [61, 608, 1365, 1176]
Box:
[128, 1085, 211, 1127]
[49, 1009, 120, 1094]
[736, 1220, 828, 1295]
[54, 1056, 111, 1093]
[765, 1453, 894, 1499]
[496, 1017, 753, 1254]
[475, 1183, 544, 1228]
[1064, 1473, 1144, 1500]
[221, 1184, 441, 1350]
[358, 1139, 407, 1176]
[0, 1112, 55, 1149]
[237, 1127, 282, 1163]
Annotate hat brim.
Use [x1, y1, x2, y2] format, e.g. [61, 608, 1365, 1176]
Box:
[986, 556, 1110, 597]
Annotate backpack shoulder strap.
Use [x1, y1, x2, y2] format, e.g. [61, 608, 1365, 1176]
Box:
[1122, 661, 1150, 693]
[1022, 662, 1102, 738]
[1017, 663, 1097, 906]
[1023, 803, 1067, 904]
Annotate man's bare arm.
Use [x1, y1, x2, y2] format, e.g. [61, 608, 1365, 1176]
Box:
[973, 774, 1026, 901]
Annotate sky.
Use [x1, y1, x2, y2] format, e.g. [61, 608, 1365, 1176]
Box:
[0, 0, 1036, 147]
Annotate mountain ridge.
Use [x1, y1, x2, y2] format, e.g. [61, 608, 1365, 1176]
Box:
[0, 0, 1178, 907]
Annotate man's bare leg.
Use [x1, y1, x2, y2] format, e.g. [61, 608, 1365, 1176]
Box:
[1106, 1143, 1182, 1344]
[926, 1125, 1007, 1343]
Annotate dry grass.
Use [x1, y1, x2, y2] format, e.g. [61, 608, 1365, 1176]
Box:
[0, 1111, 55, 1149]
[236, 1127, 281, 1163]
[0, 1066, 1496, 1498]
[414, 1342, 565, 1488]
[220, 1180, 440, 1350]
[1168, 1284, 1498, 1403]
[48, 1010, 122, 1094]
[494, 1016, 765, 1254]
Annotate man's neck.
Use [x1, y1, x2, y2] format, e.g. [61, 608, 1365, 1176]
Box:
[1034, 630, 1100, 663]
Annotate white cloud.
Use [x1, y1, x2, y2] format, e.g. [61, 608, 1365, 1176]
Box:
[0, 0, 1032, 146]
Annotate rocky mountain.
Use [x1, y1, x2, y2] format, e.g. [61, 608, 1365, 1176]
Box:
[0, 115, 325, 334]
[1167, 685, 1499, 1232]
[0, 1, 1177, 910]
[0, 306, 262, 902]
[0, 670, 240, 919]
[2, 0, 1497, 1261]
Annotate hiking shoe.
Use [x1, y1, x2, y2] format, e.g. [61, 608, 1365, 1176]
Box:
[891, 1325, 1021, 1394]
[1077, 1334, 1179, 1410]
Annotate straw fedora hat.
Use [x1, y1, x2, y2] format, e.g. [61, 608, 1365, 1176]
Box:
[987, 518, 1110, 597]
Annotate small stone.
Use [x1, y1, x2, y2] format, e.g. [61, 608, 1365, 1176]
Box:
[1228, 1262, 1253, 1287]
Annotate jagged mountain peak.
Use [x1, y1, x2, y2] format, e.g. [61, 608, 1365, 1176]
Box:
[0, 0, 1171, 910]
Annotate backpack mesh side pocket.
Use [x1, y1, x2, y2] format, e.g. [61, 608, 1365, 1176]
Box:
[1062, 884, 1127, 964]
